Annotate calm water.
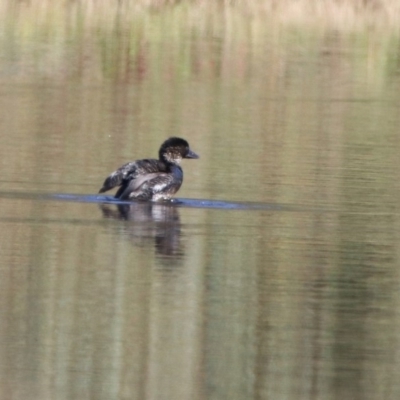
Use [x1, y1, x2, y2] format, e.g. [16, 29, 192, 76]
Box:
[1, 4, 400, 400]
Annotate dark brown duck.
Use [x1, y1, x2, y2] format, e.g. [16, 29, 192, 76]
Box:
[99, 137, 199, 201]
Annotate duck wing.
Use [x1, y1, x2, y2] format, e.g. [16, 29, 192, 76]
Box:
[118, 173, 175, 200]
[98, 161, 136, 193]
[98, 159, 166, 194]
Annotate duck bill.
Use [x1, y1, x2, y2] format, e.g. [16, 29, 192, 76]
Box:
[186, 149, 199, 159]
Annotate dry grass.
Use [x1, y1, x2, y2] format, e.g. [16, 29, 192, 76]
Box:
[1, 0, 398, 90]
[1, 0, 400, 32]
[250, 0, 400, 30]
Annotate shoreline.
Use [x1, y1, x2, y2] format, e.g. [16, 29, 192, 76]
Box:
[2, 0, 400, 32]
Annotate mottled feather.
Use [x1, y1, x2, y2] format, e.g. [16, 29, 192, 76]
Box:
[98, 159, 167, 194]
[118, 172, 180, 201]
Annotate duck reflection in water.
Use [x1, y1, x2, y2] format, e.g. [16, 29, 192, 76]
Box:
[99, 201, 183, 262]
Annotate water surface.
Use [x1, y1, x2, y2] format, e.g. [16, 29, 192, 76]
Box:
[1, 4, 400, 400]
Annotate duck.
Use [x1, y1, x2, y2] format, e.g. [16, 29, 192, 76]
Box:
[98, 137, 199, 201]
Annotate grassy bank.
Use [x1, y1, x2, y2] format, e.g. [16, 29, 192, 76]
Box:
[1, 0, 400, 31]
[1, 0, 398, 90]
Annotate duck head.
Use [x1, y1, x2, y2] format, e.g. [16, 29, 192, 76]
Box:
[159, 137, 199, 164]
